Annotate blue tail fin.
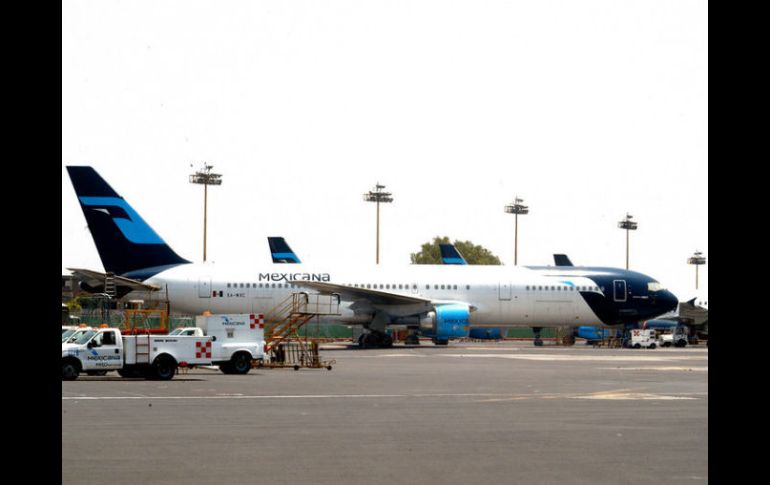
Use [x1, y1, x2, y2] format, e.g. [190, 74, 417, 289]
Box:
[553, 254, 574, 266]
[268, 237, 301, 263]
[67, 166, 190, 276]
[439, 244, 467, 265]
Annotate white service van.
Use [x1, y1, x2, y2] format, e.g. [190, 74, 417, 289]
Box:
[176, 313, 265, 374]
[62, 327, 213, 380]
[630, 329, 657, 349]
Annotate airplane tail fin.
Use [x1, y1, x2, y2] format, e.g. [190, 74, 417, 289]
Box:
[439, 244, 467, 265]
[553, 254, 574, 266]
[268, 237, 301, 263]
[66, 166, 190, 276]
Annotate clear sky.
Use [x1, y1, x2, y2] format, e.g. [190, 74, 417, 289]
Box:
[62, 0, 708, 301]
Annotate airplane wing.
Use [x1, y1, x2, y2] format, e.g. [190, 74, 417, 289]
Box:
[66, 268, 161, 292]
[289, 280, 432, 306]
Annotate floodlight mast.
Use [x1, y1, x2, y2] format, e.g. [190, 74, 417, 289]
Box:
[504, 197, 529, 265]
[687, 251, 707, 290]
[189, 163, 222, 262]
[363, 183, 393, 264]
[618, 213, 638, 270]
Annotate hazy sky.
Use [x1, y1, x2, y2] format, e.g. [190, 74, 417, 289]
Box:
[62, 0, 708, 300]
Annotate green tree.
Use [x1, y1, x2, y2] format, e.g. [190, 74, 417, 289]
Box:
[410, 236, 502, 265]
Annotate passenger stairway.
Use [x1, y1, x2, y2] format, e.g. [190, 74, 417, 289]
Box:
[263, 293, 341, 362]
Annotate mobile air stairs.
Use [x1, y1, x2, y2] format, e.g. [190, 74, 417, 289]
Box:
[257, 293, 340, 370]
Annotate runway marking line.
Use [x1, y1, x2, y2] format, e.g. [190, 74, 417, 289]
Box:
[62, 390, 701, 402]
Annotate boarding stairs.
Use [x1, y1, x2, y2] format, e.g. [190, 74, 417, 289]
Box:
[262, 293, 340, 367]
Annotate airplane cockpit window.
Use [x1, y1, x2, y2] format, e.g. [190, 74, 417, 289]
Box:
[648, 282, 665, 292]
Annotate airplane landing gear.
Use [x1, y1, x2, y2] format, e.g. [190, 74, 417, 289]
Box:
[404, 333, 420, 345]
[532, 327, 544, 346]
[358, 331, 393, 349]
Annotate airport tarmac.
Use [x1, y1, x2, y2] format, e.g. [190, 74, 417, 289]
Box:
[62, 342, 708, 485]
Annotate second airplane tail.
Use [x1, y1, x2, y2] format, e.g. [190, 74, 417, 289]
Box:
[268, 237, 301, 263]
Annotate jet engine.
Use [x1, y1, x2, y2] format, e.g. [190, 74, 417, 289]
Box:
[419, 303, 471, 344]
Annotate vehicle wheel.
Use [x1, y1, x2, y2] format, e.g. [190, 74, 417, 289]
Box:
[231, 353, 252, 375]
[151, 357, 177, 380]
[633, 343, 641, 349]
[326, 365, 333, 371]
[360, 333, 378, 349]
[219, 363, 234, 374]
[649, 343, 656, 349]
[293, 365, 300, 371]
[62, 361, 79, 381]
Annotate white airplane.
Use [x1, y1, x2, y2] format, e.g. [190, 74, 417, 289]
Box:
[65, 166, 679, 347]
[678, 290, 708, 339]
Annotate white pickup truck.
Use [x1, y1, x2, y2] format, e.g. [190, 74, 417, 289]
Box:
[659, 327, 689, 348]
[62, 327, 213, 380]
[171, 313, 265, 374]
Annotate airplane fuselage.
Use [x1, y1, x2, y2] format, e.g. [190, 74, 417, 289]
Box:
[143, 262, 677, 328]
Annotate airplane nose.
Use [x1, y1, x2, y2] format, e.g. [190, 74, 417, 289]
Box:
[662, 290, 679, 311]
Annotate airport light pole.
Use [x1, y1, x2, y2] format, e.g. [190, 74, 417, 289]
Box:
[363, 183, 393, 264]
[688, 251, 706, 290]
[618, 213, 638, 270]
[504, 197, 529, 265]
[189, 163, 222, 262]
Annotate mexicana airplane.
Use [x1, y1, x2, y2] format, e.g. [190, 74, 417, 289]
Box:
[65, 166, 678, 348]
